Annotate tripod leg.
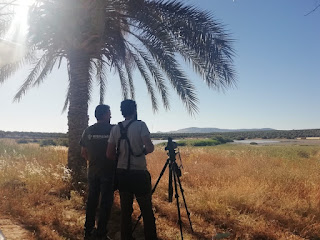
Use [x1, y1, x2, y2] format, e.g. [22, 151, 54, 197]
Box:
[173, 170, 184, 240]
[132, 158, 170, 233]
[169, 162, 173, 202]
[175, 169, 193, 232]
[152, 158, 170, 194]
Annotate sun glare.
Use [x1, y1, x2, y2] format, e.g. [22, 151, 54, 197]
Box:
[5, 0, 34, 42]
[0, 0, 35, 66]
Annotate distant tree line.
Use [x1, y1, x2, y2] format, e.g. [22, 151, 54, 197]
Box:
[1, 129, 320, 142]
[0, 131, 67, 139]
[151, 129, 320, 140]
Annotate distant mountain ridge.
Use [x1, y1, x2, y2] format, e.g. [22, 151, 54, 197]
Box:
[166, 127, 275, 133]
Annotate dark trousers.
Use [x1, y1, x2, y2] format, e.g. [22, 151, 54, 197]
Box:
[85, 173, 114, 237]
[117, 170, 157, 240]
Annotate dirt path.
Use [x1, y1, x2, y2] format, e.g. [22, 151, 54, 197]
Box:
[0, 219, 34, 240]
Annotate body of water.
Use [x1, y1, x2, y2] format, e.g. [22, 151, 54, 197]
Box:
[232, 139, 280, 144]
[152, 139, 171, 145]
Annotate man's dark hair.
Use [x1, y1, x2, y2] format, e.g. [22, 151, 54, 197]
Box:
[121, 99, 137, 118]
[95, 104, 110, 120]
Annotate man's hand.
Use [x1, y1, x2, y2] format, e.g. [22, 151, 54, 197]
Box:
[142, 135, 154, 155]
[107, 142, 116, 160]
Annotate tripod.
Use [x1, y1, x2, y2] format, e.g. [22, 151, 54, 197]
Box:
[133, 137, 193, 240]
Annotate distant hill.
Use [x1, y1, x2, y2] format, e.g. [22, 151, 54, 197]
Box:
[167, 127, 275, 134]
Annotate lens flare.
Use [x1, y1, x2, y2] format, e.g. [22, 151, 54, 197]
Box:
[0, 0, 34, 66]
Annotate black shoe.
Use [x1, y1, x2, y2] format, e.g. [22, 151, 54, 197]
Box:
[84, 228, 96, 240]
[95, 234, 113, 240]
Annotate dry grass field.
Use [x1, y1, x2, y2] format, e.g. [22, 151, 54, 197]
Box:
[1, 139, 320, 239]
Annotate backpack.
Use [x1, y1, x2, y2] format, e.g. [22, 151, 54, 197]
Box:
[116, 120, 144, 170]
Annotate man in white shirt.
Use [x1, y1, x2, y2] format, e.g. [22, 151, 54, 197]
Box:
[107, 99, 157, 240]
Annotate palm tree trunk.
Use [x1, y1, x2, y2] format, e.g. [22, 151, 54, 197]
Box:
[67, 50, 90, 186]
[65, 1, 105, 187]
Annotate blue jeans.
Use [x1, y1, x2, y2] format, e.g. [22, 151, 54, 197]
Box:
[85, 173, 114, 237]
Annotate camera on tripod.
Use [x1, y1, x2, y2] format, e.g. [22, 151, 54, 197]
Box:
[165, 137, 178, 152]
[165, 137, 181, 177]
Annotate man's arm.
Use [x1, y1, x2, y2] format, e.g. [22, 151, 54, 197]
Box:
[142, 135, 154, 155]
[81, 146, 89, 161]
[107, 126, 117, 161]
[140, 121, 154, 155]
[106, 142, 116, 161]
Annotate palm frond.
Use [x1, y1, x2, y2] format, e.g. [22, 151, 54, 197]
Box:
[124, 57, 135, 100]
[114, 60, 129, 100]
[102, 9, 128, 63]
[128, 49, 158, 112]
[95, 58, 108, 104]
[0, 48, 36, 84]
[126, 2, 176, 53]
[13, 52, 56, 101]
[130, 32, 198, 114]
[87, 61, 94, 104]
[128, 42, 170, 110]
[62, 87, 70, 113]
[0, 61, 21, 84]
[32, 56, 57, 87]
[140, 0, 236, 90]
[62, 60, 71, 113]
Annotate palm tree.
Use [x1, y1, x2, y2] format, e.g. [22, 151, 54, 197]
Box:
[0, 0, 236, 184]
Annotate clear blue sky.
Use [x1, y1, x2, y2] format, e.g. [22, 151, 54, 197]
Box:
[0, 0, 319, 133]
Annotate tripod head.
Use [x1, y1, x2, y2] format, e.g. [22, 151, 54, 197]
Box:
[165, 137, 178, 162]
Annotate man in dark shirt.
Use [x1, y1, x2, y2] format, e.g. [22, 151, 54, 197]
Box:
[80, 104, 114, 240]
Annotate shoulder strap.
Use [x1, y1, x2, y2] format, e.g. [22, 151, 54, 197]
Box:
[116, 120, 143, 170]
[119, 120, 135, 139]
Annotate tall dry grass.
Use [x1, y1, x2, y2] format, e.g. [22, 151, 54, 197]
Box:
[0, 139, 320, 239]
[0, 139, 83, 239]
[147, 144, 320, 240]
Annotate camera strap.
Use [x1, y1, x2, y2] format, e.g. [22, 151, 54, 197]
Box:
[116, 119, 144, 170]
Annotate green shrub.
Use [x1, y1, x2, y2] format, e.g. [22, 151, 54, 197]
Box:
[211, 136, 233, 144]
[176, 141, 187, 146]
[236, 137, 245, 140]
[192, 139, 219, 146]
[16, 139, 29, 144]
[40, 139, 57, 147]
[212, 136, 226, 143]
[56, 138, 68, 147]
